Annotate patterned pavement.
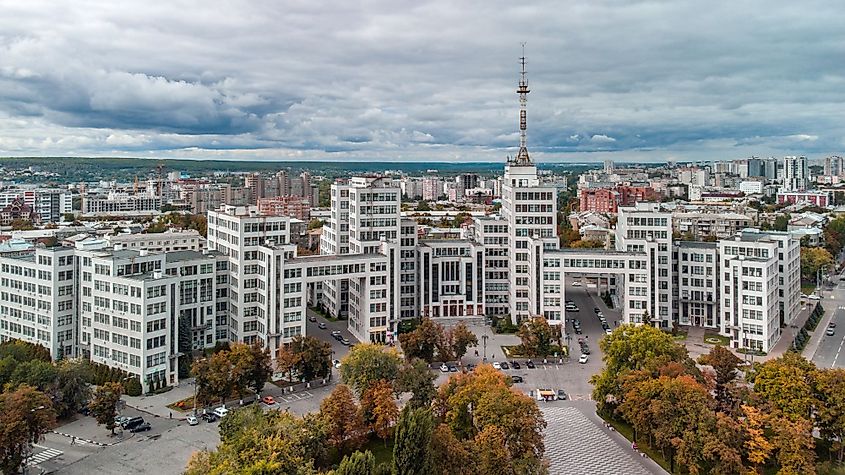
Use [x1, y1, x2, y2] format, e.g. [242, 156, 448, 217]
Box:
[542, 406, 663, 475]
[27, 445, 63, 466]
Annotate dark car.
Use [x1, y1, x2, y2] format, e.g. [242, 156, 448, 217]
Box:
[511, 361, 521, 369]
[130, 422, 151, 433]
[333, 333, 343, 341]
[511, 375, 524, 383]
[500, 361, 510, 370]
[526, 360, 535, 369]
[580, 347, 591, 355]
[122, 416, 145, 430]
[202, 413, 219, 423]
[466, 363, 476, 372]
[447, 364, 458, 372]
[574, 327, 583, 334]
[557, 389, 568, 400]
[594, 307, 601, 314]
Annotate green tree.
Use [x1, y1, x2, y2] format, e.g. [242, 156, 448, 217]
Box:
[319, 384, 367, 454]
[813, 368, 845, 461]
[53, 359, 93, 418]
[0, 385, 57, 474]
[773, 213, 790, 232]
[825, 215, 845, 255]
[395, 358, 437, 408]
[9, 359, 57, 391]
[752, 352, 816, 421]
[568, 239, 604, 249]
[89, 382, 123, 434]
[416, 200, 431, 212]
[307, 218, 325, 230]
[277, 336, 332, 382]
[801, 246, 834, 282]
[399, 318, 443, 363]
[517, 317, 556, 357]
[590, 324, 689, 414]
[0, 339, 51, 363]
[393, 406, 435, 475]
[246, 343, 272, 393]
[340, 343, 402, 397]
[447, 322, 478, 362]
[336, 450, 376, 475]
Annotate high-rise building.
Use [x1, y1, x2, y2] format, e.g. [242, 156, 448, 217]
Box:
[825, 156, 844, 178]
[782, 156, 808, 191]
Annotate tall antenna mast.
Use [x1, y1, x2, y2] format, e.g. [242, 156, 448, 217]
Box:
[516, 42, 531, 165]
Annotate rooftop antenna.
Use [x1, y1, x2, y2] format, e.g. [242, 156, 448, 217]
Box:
[516, 42, 531, 165]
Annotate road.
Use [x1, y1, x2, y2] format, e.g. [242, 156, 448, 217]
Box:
[811, 305, 845, 369]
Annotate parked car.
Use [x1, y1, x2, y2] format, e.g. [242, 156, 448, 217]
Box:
[511, 361, 521, 369]
[827, 327, 836, 336]
[829, 322, 837, 328]
[557, 389, 568, 400]
[594, 307, 601, 314]
[500, 361, 510, 370]
[525, 360, 535, 369]
[492, 362, 502, 370]
[331, 330, 341, 336]
[579, 354, 589, 364]
[114, 415, 130, 426]
[448, 364, 458, 372]
[440, 363, 449, 373]
[341, 337, 351, 345]
[186, 415, 198, 426]
[213, 406, 229, 418]
[511, 375, 524, 383]
[580, 346, 590, 355]
[574, 327, 583, 334]
[466, 363, 476, 372]
[808, 294, 821, 301]
[333, 359, 342, 368]
[605, 328, 613, 335]
[130, 422, 151, 433]
[318, 322, 326, 329]
[333, 334, 344, 342]
[201, 412, 218, 423]
[122, 416, 145, 430]
[309, 315, 317, 322]
[261, 395, 276, 405]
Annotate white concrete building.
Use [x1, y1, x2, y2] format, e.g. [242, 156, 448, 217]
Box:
[106, 229, 205, 253]
[783, 156, 808, 191]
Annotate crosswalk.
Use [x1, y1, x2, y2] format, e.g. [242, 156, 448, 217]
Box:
[27, 446, 62, 466]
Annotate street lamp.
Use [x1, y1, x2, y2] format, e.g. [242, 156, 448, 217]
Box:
[482, 334, 488, 362]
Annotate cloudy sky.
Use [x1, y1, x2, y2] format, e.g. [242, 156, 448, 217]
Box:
[1, 0, 844, 163]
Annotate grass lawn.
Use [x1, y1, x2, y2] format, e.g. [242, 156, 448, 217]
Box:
[308, 305, 340, 322]
[361, 436, 393, 466]
[599, 414, 673, 473]
[703, 331, 731, 346]
[671, 331, 688, 341]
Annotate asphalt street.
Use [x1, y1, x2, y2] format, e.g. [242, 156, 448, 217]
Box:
[811, 305, 845, 369]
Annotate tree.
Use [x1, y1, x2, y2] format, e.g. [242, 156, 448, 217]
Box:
[742, 405, 774, 473]
[399, 318, 443, 363]
[773, 213, 790, 232]
[773, 416, 816, 474]
[393, 406, 435, 475]
[698, 345, 742, 411]
[474, 425, 512, 475]
[590, 324, 690, 414]
[307, 218, 325, 230]
[752, 353, 816, 421]
[447, 322, 478, 362]
[319, 384, 367, 454]
[416, 200, 431, 212]
[517, 316, 556, 357]
[53, 359, 93, 418]
[246, 343, 272, 393]
[0, 339, 51, 363]
[206, 350, 234, 404]
[429, 423, 473, 475]
[434, 365, 546, 466]
[0, 385, 56, 474]
[228, 343, 255, 399]
[185, 407, 321, 475]
[336, 450, 376, 475]
[362, 380, 399, 441]
[801, 246, 834, 282]
[340, 343, 402, 397]
[825, 216, 845, 255]
[9, 359, 57, 391]
[568, 239, 604, 249]
[701, 413, 746, 475]
[395, 358, 436, 408]
[89, 382, 123, 434]
[813, 368, 845, 461]
[277, 336, 333, 383]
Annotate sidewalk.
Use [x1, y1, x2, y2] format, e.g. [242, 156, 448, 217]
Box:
[123, 380, 195, 419]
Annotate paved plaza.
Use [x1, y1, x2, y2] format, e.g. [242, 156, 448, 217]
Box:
[543, 403, 665, 475]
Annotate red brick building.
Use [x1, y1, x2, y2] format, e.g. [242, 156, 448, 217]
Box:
[579, 185, 660, 213]
[257, 196, 311, 221]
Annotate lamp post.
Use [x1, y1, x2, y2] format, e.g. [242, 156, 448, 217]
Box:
[482, 334, 488, 362]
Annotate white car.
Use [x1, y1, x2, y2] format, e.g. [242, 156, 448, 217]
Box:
[186, 415, 198, 426]
[213, 406, 229, 418]
[571, 281, 582, 287]
[808, 294, 821, 301]
[439, 363, 449, 373]
[333, 359, 342, 369]
[492, 362, 502, 370]
[579, 354, 589, 364]
[605, 328, 613, 335]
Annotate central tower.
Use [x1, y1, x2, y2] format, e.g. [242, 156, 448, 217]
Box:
[515, 43, 531, 165]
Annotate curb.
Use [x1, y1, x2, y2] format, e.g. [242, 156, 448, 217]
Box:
[52, 430, 120, 447]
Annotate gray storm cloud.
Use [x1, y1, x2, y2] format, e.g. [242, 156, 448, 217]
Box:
[0, 0, 843, 162]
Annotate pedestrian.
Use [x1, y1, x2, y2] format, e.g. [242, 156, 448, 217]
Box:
[169, 411, 172, 419]
[71, 436, 76, 446]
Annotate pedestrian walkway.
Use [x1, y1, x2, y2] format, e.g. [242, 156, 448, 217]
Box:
[27, 445, 63, 466]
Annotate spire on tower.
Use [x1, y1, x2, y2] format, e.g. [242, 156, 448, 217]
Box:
[515, 43, 531, 165]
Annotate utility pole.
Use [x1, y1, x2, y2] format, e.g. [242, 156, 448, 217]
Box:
[482, 334, 488, 362]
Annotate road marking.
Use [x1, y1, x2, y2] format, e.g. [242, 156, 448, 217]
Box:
[27, 446, 62, 466]
[834, 336, 845, 369]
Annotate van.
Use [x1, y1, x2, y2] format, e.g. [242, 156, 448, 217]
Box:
[122, 416, 145, 430]
[213, 406, 229, 418]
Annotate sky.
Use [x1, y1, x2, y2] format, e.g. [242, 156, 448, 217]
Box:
[0, 0, 844, 163]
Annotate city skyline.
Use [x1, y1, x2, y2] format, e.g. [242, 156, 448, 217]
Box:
[1, 1, 845, 162]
